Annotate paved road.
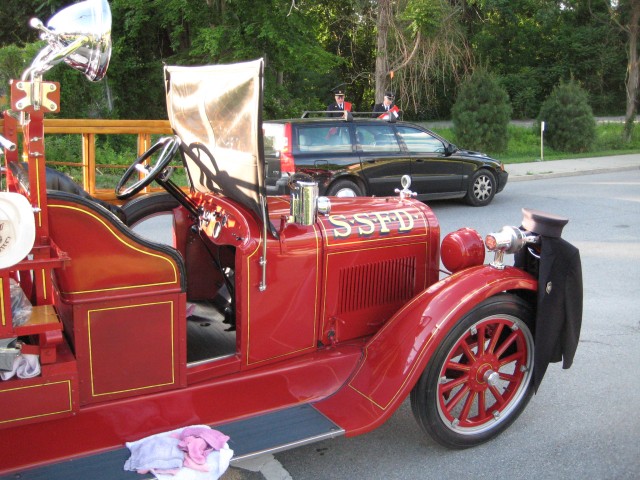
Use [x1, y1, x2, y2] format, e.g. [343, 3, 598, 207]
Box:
[227, 169, 640, 480]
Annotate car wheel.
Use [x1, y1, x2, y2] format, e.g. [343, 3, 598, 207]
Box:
[410, 293, 535, 449]
[465, 169, 496, 206]
[326, 179, 363, 197]
[122, 192, 181, 228]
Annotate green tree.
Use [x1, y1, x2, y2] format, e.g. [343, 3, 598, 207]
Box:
[470, 0, 626, 118]
[374, 0, 473, 116]
[590, 0, 640, 142]
[537, 80, 596, 152]
[0, 0, 66, 46]
[104, 0, 347, 119]
[294, 0, 377, 111]
[452, 69, 512, 153]
[0, 0, 633, 123]
[0, 43, 39, 106]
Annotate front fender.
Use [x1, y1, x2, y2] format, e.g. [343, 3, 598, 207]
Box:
[314, 264, 536, 436]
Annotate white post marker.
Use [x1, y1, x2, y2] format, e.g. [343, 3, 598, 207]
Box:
[540, 121, 545, 162]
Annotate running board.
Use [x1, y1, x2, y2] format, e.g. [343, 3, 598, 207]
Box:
[0, 404, 343, 480]
[220, 403, 344, 462]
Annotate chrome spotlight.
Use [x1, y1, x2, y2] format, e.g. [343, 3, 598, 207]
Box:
[25, 0, 111, 81]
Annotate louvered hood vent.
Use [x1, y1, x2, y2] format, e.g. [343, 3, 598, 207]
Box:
[338, 256, 417, 314]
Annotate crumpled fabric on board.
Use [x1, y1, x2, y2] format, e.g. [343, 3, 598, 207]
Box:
[178, 426, 230, 471]
[153, 447, 233, 480]
[124, 432, 183, 473]
[124, 425, 233, 480]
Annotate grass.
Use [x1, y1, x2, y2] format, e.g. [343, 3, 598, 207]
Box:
[430, 122, 640, 164]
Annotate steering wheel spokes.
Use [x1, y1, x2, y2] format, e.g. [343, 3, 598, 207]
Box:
[135, 163, 150, 175]
[115, 136, 181, 200]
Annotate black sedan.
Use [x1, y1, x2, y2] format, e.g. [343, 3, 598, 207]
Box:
[263, 117, 508, 206]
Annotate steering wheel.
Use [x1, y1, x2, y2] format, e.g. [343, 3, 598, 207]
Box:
[115, 136, 181, 200]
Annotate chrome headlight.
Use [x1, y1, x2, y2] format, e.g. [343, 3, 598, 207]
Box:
[485, 226, 528, 254]
[485, 226, 538, 269]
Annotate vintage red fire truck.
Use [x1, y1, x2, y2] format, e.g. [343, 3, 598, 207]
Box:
[0, 1, 582, 478]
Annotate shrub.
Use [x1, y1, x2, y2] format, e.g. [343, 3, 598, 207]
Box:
[537, 81, 595, 153]
[452, 69, 512, 153]
[502, 68, 543, 119]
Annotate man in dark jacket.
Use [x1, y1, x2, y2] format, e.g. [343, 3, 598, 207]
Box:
[372, 91, 396, 115]
[326, 88, 352, 117]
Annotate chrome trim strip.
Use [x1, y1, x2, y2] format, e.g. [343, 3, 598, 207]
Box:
[230, 428, 345, 463]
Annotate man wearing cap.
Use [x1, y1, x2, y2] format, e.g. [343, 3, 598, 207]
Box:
[372, 91, 396, 116]
[326, 89, 352, 117]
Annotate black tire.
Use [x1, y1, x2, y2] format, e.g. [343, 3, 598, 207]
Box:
[122, 192, 181, 228]
[410, 293, 535, 449]
[465, 169, 496, 206]
[325, 179, 363, 197]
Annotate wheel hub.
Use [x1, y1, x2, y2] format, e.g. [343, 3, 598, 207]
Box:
[474, 177, 491, 199]
[484, 370, 500, 387]
[469, 356, 500, 392]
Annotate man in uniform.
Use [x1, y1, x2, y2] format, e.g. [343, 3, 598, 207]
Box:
[373, 91, 396, 116]
[326, 88, 352, 117]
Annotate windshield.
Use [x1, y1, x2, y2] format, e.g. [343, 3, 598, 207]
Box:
[165, 60, 265, 220]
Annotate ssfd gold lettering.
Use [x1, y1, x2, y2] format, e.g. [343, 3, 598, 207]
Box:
[372, 212, 392, 234]
[353, 213, 375, 236]
[393, 209, 414, 232]
[329, 215, 351, 238]
[329, 209, 416, 239]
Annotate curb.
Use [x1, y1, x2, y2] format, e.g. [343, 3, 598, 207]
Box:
[509, 165, 640, 182]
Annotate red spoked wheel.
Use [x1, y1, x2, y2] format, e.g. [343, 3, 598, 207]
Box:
[411, 293, 535, 448]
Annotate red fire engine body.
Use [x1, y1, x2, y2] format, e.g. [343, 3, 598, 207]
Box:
[0, 1, 581, 479]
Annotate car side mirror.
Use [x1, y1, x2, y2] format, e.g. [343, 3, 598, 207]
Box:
[445, 143, 457, 156]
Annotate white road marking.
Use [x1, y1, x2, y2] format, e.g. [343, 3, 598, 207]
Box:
[233, 454, 293, 480]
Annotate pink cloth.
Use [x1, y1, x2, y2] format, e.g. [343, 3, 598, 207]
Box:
[181, 437, 212, 472]
[174, 427, 230, 472]
[180, 427, 230, 451]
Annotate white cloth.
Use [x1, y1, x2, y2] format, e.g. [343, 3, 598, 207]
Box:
[153, 446, 233, 480]
[124, 433, 183, 473]
[0, 353, 40, 380]
[124, 425, 233, 480]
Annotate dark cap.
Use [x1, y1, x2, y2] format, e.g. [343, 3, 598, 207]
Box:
[333, 88, 346, 96]
[384, 91, 395, 99]
[521, 208, 568, 238]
